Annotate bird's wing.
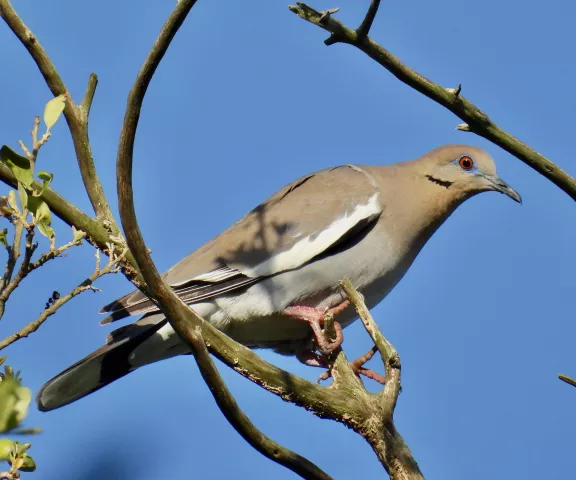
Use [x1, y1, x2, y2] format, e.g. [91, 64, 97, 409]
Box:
[100, 164, 382, 323]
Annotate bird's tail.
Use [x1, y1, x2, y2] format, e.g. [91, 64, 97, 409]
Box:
[36, 314, 187, 411]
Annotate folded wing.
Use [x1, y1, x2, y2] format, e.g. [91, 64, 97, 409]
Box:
[101, 164, 382, 323]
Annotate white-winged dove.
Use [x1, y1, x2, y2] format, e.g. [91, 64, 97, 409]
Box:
[37, 144, 520, 411]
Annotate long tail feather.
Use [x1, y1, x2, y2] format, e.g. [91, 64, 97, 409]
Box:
[36, 316, 177, 411]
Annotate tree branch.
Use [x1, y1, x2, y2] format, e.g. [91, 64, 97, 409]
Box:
[115, 2, 333, 478]
[0, 0, 118, 223]
[289, 2, 576, 202]
[0, 164, 141, 278]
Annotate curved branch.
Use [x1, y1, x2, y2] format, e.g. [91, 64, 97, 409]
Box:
[115, 2, 332, 479]
[289, 2, 576, 201]
[0, 0, 117, 222]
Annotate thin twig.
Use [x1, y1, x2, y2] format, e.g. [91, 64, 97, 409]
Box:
[341, 279, 398, 374]
[30, 115, 50, 162]
[0, 226, 36, 319]
[27, 236, 83, 271]
[0, 248, 125, 351]
[289, 2, 576, 201]
[0, 221, 24, 294]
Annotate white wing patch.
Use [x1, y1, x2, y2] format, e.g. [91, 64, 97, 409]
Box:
[241, 193, 382, 277]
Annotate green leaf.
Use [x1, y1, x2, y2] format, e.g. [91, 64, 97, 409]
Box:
[37, 171, 53, 183]
[72, 226, 86, 243]
[0, 229, 7, 248]
[0, 377, 20, 432]
[37, 220, 54, 239]
[30, 198, 49, 223]
[12, 387, 30, 426]
[43, 94, 66, 131]
[0, 146, 33, 187]
[0, 439, 12, 461]
[17, 183, 28, 212]
[27, 196, 53, 239]
[25, 196, 53, 238]
[20, 453, 36, 472]
[35, 171, 53, 197]
[7, 190, 19, 213]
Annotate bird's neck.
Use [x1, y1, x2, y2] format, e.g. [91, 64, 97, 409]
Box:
[374, 164, 473, 261]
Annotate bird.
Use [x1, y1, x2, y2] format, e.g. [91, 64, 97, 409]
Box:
[36, 144, 521, 411]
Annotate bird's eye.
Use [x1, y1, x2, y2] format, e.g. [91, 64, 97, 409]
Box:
[459, 155, 474, 171]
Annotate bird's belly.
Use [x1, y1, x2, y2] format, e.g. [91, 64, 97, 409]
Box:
[195, 225, 410, 352]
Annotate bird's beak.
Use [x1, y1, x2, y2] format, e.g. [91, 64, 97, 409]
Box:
[484, 174, 522, 204]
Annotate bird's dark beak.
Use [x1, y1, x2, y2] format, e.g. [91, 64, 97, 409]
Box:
[485, 174, 522, 204]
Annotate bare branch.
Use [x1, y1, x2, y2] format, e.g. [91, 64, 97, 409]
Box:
[0, 248, 125, 351]
[289, 2, 576, 201]
[0, 0, 116, 222]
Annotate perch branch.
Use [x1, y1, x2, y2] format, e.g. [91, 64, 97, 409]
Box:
[289, 2, 576, 201]
[0, 0, 118, 224]
[115, 1, 332, 478]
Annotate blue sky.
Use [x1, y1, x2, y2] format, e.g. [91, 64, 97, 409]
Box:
[1, 0, 575, 478]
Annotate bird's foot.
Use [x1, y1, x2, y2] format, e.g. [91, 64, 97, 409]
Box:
[316, 346, 386, 385]
[284, 300, 349, 354]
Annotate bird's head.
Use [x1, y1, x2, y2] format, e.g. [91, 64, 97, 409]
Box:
[415, 144, 522, 204]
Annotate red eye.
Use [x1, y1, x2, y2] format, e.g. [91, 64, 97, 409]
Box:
[459, 155, 474, 170]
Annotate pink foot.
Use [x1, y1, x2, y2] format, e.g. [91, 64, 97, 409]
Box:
[284, 300, 350, 354]
[316, 346, 386, 385]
